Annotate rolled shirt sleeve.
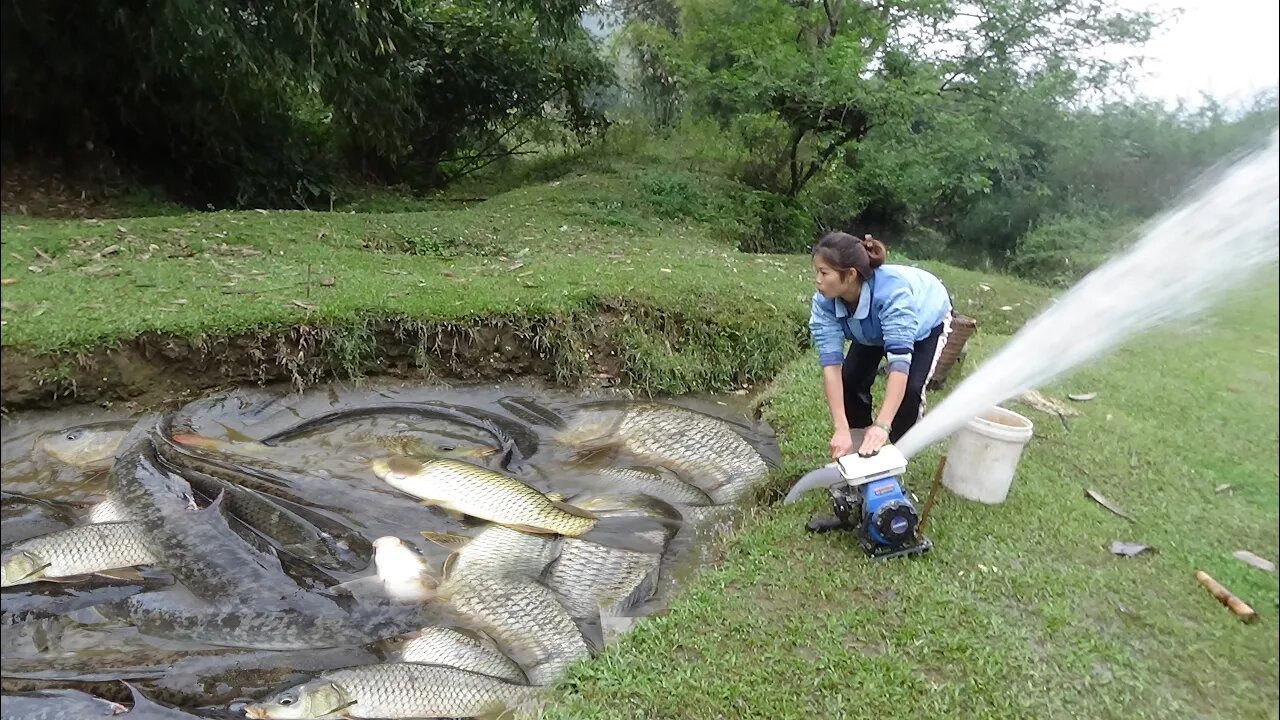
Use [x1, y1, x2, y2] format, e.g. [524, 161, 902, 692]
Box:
[808, 294, 847, 367]
[879, 286, 921, 375]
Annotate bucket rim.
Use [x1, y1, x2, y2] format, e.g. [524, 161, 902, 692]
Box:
[964, 406, 1035, 439]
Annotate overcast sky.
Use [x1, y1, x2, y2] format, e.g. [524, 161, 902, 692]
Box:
[1107, 0, 1278, 107]
[585, 0, 1279, 109]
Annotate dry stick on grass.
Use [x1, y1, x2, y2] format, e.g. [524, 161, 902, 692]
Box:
[1194, 570, 1259, 623]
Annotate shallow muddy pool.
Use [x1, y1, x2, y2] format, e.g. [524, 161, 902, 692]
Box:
[1, 378, 778, 716]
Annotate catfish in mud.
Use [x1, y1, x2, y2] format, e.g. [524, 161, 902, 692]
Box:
[154, 448, 367, 574]
[0, 688, 126, 719]
[119, 589, 444, 651]
[107, 434, 336, 615]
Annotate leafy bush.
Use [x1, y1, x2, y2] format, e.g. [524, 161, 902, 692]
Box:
[1009, 212, 1136, 286]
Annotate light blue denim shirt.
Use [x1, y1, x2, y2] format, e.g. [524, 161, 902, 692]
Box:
[809, 264, 952, 374]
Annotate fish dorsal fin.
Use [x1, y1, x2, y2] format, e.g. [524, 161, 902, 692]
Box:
[502, 523, 561, 536]
[95, 567, 145, 582]
[441, 550, 459, 581]
[419, 531, 470, 549]
[550, 499, 597, 520]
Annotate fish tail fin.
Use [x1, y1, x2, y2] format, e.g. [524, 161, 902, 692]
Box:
[578, 516, 673, 554]
[484, 688, 547, 720]
[498, 397, 567, 430]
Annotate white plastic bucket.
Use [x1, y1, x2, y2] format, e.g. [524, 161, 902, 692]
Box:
[942, 406, 1034, 504]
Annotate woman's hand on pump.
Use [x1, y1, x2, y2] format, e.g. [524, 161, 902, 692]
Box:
[858, 423, 890, 456]
[828, 428, 854, 459]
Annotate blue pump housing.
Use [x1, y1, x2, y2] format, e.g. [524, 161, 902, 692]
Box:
[863, 476, 915, 546]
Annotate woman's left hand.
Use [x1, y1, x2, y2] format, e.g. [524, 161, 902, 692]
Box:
[858, 425, 889, 456]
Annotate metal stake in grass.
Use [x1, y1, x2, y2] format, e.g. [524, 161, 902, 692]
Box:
[914, 453, 947, 542]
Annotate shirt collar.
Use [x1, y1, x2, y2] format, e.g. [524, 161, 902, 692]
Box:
[852, 275, 873, 320]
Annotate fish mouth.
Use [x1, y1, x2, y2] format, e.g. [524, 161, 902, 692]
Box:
[243, 706, 270, 720]
[368, 457, 392, 477]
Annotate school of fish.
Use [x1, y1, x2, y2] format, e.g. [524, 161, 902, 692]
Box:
[1, 392, 774, 718]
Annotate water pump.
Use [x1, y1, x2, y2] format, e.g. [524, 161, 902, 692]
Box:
[798, 446, 933, 560]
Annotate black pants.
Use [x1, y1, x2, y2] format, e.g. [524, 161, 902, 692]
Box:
[842, 318, 950, 443]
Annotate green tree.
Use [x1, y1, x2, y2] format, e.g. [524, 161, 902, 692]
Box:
[631, 0, 1159, 200]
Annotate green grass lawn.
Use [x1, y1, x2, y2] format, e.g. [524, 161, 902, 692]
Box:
[546, 283, 1280, 720]
[2, 152, 1276, 719]
[0, 165, 1046, 398]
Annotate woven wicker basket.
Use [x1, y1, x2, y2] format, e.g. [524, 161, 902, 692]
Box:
[928, 313, 978, 390]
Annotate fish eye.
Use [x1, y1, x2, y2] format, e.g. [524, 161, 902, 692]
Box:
[278, 695, 295, 706]
[65, 429, 85, 441]
[439, 445, 457, 452]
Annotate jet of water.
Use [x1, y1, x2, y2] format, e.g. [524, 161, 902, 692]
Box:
[897, 129, 1280, 459]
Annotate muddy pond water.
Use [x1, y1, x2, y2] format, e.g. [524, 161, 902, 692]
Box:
[1, 378, 779, 717]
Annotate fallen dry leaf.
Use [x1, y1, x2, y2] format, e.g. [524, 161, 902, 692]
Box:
[1068, 392, 1097, 402]
[99, 245, 121, 256]
[1109, 541, 1155, 557]
[1233, 550, 1276, 573]
[173, 299, 188, 305]
[1, 278, 16, 286]
[1085, 488, 1135, 522]
[320, 276, 336, 287]
[290, 300, 317, 311]
[1214, 483, 1233, 493]
[1018, 389, 1080, 417]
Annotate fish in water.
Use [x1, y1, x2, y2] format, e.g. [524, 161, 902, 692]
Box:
[556, 402, 770, 505]
[172, 429, 495, 463]
[167, 458, 364, 574]
[1, 522, 157, 587]
[121, 589, 438, 651]
[1, 491, 79, 546]
[436, 525, 561, 583]
[371, 457, 597, 537]
[543, 495, 680, 619]
[33, 421, 134, 469]
[393, 626, 527, 684]
[253, 402, 538, 470]
[243, 662, 539, 719]
[87, 497, 133, 523]
[371, 456, 668, 554]
[592, 466, 713, 507]
[371, 537, 436, 603]
[119, 681, 210, 719]
[438, 574, 591, 686]
[108, 433, 337, 614]
[0, 688, 126, 719]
